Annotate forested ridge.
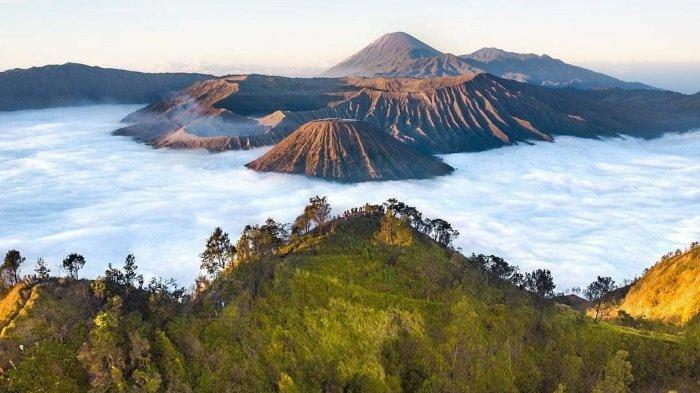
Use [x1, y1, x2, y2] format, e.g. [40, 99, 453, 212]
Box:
[1, 198, 698, 392]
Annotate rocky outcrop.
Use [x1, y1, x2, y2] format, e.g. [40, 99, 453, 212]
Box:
[246, 119, 454, 182]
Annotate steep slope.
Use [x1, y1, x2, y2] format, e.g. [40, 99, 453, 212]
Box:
[618, 245, 700, 324]
[321, 32, 473, 78]
[115, 75, 360, 151]
[117, 73, 700, 153]
[0, 63, 211, 111]
[385, 53, 480, 78]
[461, 48, 655, 90]
[246, 119, 454, 182]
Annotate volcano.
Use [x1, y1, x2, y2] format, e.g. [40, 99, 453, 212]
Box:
[246, 119, 454, 182]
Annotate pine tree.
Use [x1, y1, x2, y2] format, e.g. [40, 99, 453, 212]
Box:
[35, 258, 50, 281]
[123, 254, 138, 286]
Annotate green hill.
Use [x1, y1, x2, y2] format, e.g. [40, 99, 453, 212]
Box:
[1, 203, 698, 392]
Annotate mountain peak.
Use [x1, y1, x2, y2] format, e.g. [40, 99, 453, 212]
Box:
[370, 32, 439, 53]
[246, 119, 454, 182]
[321, 32, 442, 78]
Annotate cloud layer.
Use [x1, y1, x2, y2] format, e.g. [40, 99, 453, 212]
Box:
[1, 105, 698, 290]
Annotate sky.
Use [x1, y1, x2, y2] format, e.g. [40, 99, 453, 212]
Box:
[1, 0, 699, 91]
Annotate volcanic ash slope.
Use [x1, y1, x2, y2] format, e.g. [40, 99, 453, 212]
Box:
[246, 119, 454, 182]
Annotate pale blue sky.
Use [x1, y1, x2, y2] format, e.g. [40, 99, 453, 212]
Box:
[2, 0, 699, 91]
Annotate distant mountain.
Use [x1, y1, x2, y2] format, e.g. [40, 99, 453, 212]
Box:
[618, 245, 699, 324]
[321, 32, 478, 78]
[0, 63, 211, 111]
[246, 119, 454, 182]
[460, 48, 656, 90]
[322, 32, 655, 90]
[117, 73, 700, 155]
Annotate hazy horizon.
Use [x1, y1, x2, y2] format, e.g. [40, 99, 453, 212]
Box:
[2, 1, 700, 92]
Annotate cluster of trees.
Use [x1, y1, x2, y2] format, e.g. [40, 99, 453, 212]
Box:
[1, 249, 88, 292]
[467, 253, 626, 325]
[467, 254, 555, 299]
[83, 256, 186, 391]
[659, 240, 699, 262]
[383, 199, 460, 248]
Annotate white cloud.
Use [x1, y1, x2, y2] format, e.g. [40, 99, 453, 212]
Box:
[0, 105, 698, 290]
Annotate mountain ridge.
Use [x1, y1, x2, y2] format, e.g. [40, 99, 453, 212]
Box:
[460, 48, 655, 90]
[115, 73, 700, 157]
[0, 63, 211, 111]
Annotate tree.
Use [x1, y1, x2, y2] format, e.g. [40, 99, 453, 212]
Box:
[3, 249, 25, 284]
[308, 196, 331, 227]
[292, 209, 313, 236]
[104, 263, 125, 287]
[123, 254, 138, 286]
[524, 269, 556, 327]
[484, 255, 519, 282]
[428, 219, 459, 247]
[62, 253, 86, 279]
[78, 297, 127, 391]
[200, 227, 236, 277]
[376, 211, 413, 248]
[236, 219, 289, 262]
[375, 211, 413, 266]
[593, 350, 633, 393]
[35, 258, 50, 281]
[584, 276, 618, 323]
[293, 196, 332, 236]
[525, 269, 556, 299]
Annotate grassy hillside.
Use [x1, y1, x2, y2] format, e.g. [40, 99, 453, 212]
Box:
[0, 206, 698, 392]
[619, 245, 700, 325]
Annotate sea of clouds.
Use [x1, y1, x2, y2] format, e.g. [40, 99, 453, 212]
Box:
[1, 105, 698, 290]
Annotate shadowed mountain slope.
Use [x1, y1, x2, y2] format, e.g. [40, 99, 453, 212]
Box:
[246, 119, 454, 182]
[0, 63, 211, 111]
[460, 48, 655, 90]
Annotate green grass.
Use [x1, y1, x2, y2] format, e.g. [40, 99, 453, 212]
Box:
[1, 216, 698, 393]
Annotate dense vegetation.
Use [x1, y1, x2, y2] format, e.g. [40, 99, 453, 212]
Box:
[1, 198, 698, 392]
